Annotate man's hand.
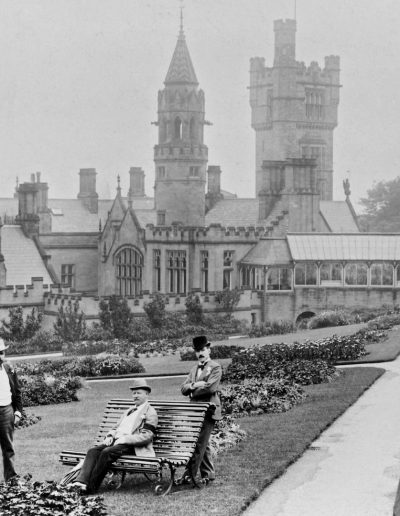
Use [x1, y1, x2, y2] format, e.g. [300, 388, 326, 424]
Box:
[14, 412, 21, 426]
[103, 436, 114, 446]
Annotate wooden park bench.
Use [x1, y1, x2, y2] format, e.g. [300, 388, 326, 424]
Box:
[59, 399, 211, 496]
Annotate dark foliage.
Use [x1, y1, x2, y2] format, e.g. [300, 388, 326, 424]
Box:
[0, 306, 42, 342]
[54, 300, 86, 342]
[185, 292, 204, 324]
[99, 296, 133, 339]
[214, 288, 241, 315]
[0, 474, 107, 515]
[180, 344, 244, 361]
[18, 374, 82, 407]
[143, 293, 166, 328]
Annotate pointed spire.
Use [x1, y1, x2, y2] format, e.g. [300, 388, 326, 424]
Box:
[164, 7, 198, 86]
[116, 175, 121, 196]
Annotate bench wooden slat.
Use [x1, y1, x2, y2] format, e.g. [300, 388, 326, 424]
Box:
[60, 399, 210, 495]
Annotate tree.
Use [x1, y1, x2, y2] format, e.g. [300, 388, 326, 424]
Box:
[185, 292, 204, 324]
[143, 293, 166, 328]
[54, 300, 86, 342]
[99, 296, 133, 339]
[214, 288, 241, 316]
[0, 306, 42, 342]
[359, 177, 400, 232]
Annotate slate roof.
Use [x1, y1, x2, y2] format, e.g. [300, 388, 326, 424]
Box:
[240, 238, 292, 266]
[287, 233, 400, 261]
[164, 30, 198, 85]
[205, 199, 262, 227]
[1, 225, 52, 285]
[319, 201, 359, 232]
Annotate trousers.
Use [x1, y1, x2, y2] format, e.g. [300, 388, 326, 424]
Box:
[0, 404, 16, 482]
[186, 417, 216, 480]
[76, 443, 135, 493]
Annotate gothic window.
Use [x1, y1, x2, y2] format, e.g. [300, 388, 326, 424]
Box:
[174, 117, 182, 139]
[157, 211, 166, 225]
[240, 266, 264, 290]
[153, 249, 161, 292]
[167, 250, 187, 294]
[189, 117, 197, 140]
[295, 263, 317, 286]
[115, 247, 142, 296]
[61, 264, 75, 288]
[223, 250, 234, 289]
[344, 263, 368, 286]
[305, 89, 324, 120]
[201, 250, 209, 292]
[157, 166, 166, 179]
[189, 166, 200, 177]
[320, 263, 342, 284]
[267, 267, 292, 291]
[370, 263, 393, 286]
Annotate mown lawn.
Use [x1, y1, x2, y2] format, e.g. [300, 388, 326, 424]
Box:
[12, 367, 384, 516]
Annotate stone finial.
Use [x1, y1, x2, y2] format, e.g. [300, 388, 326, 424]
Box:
[343, 177, 351, 198]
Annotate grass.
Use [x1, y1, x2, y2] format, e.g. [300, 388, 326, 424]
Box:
[12, 367, 383, 516]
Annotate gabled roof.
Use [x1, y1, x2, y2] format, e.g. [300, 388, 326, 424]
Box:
[164, 29, 198, 85]
[287, 233, 400, 261]
[240, 238, 292, 266]
[319, 201, 359, 232]
[1, 226, 52, 285]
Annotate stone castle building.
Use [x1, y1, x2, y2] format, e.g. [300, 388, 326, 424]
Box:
[2, 17, 400, 326]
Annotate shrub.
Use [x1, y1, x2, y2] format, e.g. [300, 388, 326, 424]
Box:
[54, 300, 86, 342]
[220, 378, 305, 417]
[185, 293, 204, 324]
[249, 319, 295, 338]
[209, 415, 247, 456]
[0, 475, 107, 515]
[18, 374, 82, 407]
[180, 344, 244, 361]
[85, 323, 113, 342]
[367, 313, 400, 330]
[214, 288, 241, 315]
[143, 293, 166, 328]
[0, 306, 42, 342]
[272, 359, 339, 385]
[307, 310, 352, 329]
[16, 410, 42, 429]
[16, 355, 145, 378]
[6, 331, 62, 356]
[99, 296, 133, 339]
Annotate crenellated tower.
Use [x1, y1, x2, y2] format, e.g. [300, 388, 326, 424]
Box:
[154, 16, 208, 226]
[250, 19, 340, 204]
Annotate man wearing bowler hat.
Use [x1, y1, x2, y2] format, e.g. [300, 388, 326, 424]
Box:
[0, 338, 22, 482]
[179, 335, 222, 486]
[72, 379, 158, 494]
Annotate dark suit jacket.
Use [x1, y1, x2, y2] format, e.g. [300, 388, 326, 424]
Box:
[181, 359, 222, 421]
[3, 363, 22, 413]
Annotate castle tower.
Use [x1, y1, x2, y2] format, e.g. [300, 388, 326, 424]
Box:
[250, 19, 340, 203]
[154, 15, 208, 226]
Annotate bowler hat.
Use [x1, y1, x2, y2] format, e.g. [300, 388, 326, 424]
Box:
[129, 378, 151, 393]
[192, 335, 210, 352]
[0, 338, 8, 352]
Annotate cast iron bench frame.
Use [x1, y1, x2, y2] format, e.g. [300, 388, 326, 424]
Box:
[59, 399, 210, 496]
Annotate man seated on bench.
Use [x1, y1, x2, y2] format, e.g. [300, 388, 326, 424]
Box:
[72, 379, 158, 494]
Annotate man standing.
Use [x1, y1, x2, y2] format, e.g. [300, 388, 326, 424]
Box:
[0, 338, 22, 482]
[179, 335, 222, 486]
[72, 379, 158, 494]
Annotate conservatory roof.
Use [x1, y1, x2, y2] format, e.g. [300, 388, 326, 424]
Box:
[287, 233, 400, 261]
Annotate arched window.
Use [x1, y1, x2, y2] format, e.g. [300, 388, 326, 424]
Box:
[345, 263, 368, 286]
[294, 263, 317, 286]
[174, 117, 182, 139]
[371, 263, 393, 286]
[115, 247, 143, 296]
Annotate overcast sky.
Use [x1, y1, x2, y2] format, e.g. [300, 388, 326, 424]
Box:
[0, 0, 399, 211]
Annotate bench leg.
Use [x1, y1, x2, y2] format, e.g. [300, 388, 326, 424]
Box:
[154, 464, 175, 496]
[115, 471, 126, 489]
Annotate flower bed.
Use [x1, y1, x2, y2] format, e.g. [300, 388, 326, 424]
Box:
[15, 355, 145, 378]
[180, 344, 244, 361]
[221, 378, 306, 417]
[0, 475, 107, 516]
[209, 415, 247, 455]
[19, 374, 82, 407]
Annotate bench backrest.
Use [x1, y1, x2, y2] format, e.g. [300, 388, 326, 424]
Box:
[94, 399, 210, 460]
